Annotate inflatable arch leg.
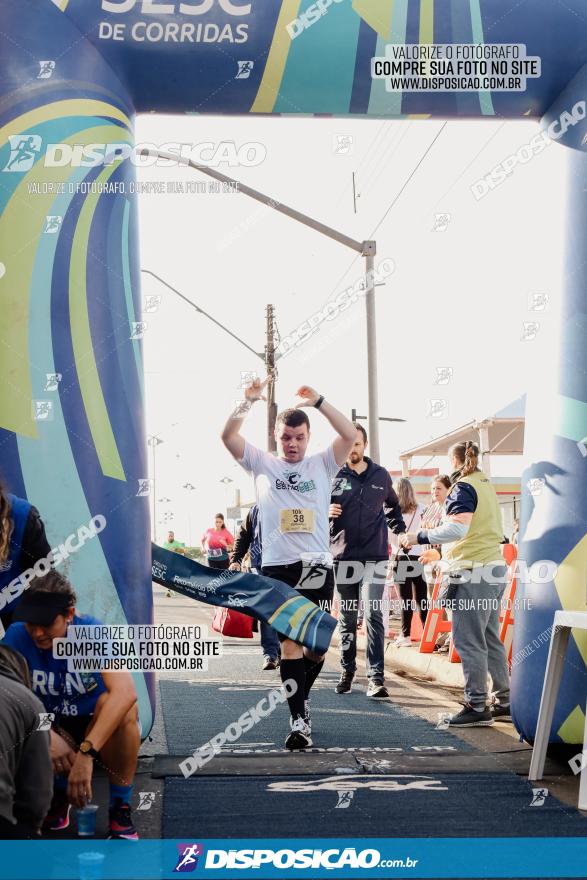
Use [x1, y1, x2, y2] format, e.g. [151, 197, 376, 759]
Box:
[0, 5, 154, 732]
[511, 65, 587, 744]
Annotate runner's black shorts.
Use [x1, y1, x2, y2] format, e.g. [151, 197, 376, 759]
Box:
[53, 714, 96, 750]
[262, 561, 334, 643]
[208, 557, 229, 570]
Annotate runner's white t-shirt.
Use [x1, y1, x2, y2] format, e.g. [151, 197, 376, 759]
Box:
[238, 440, 340, 566]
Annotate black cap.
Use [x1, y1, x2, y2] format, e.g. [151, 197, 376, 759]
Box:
[12, 591, 73, 626]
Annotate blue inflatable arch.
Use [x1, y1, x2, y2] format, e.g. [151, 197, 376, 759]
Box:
[1, 0, 586, 743]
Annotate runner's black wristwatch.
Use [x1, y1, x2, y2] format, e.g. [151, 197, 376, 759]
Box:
[79, 739, 100, 760]
[314, 395, 325, 409]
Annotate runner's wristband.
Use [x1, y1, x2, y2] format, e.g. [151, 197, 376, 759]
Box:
[315, 395, 325, 409]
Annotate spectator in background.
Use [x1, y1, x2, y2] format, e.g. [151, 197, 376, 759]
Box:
[421, 476, 452, 541]
[230, 505, 281, 670]
[0, 481, 51, 633]
[420, 475, 452, 585]
[163, 530, 185, 553]
[0, 645, 53, 838]
[201, 514, 234, 570]
[162, 530, 186, 596]
[2, 572, 141, 838]
[511, 518, 519, 545]
[390, 478, 428, 648]
[419, 475, 453, 650]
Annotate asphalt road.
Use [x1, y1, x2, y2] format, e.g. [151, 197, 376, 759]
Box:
[131, 584, 585, 846]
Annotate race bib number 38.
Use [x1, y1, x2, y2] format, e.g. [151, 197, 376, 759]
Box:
[280, 509, 315, 534]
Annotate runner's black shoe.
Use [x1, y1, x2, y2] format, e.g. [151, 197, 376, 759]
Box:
[108, 798, 139, 840]
[42, 789, 71, 832]
[304, 700, 311, 732]
[448, 703, 494, 727]
[262, 656, 279, 670]
[490, 702, 512, 721]
[367, 678, 390, 700]
[335, 672, 353, 694]
[285, 716, 312, 750]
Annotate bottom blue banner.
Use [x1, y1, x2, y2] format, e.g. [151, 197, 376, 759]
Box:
[0, 838, 585, 879]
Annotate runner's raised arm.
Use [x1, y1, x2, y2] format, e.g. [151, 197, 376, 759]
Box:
[294, 385, 356, 467]
[221, 376, 268, 460]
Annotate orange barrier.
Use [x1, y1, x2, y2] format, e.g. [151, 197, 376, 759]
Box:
[499, 544, 518, 668]
[419, 570, 451, 654]
[448, 638, 461, 664]
[502, 542, 517, 567]
[410, 609, 424, 641]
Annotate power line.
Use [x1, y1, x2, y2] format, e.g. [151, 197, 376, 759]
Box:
[369, 121, 448, 237]
[285, 123, 448, 336]
[333, 121, 390, 211]
[361, 122, 412, 195]
[353, 123, 398, 193]
[430, 121, 506, 211]
[141, 269, 263, 360]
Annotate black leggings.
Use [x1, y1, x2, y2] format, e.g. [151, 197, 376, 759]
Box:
[398, 570, 428, 637]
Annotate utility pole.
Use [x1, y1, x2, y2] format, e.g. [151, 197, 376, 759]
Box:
[265, 304, 278, 454]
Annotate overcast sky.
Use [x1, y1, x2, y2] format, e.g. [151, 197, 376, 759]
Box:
[135, 114, 565, 544]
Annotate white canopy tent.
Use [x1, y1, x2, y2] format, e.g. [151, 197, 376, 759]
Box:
[399, 396, 526, 477]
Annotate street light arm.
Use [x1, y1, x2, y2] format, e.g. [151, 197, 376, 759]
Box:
[141, 269, 264, 362]
[138, 149, 365, 255]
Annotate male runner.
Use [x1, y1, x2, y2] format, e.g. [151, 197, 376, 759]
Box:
[221, 378, 355, 749]
[330, 423, 406, 698]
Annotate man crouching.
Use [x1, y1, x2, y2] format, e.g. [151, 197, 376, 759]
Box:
[2, 571, 140, 839]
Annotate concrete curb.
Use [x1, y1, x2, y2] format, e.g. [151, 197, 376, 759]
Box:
[331, 630, 465, 689]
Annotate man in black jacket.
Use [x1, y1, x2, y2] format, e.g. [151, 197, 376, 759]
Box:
[330, 424, 406, 699]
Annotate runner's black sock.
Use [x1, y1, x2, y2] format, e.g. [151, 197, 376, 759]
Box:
[303, 656, 324, 698]
[279, 658, 306, 720]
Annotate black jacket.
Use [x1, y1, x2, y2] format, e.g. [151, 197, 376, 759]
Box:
[231, 507, 261, 570]
[329, 457, 406, 562]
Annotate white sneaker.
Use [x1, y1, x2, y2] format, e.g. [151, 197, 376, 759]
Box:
[285, 716, 312, 750]
[393, 635, 413, 647]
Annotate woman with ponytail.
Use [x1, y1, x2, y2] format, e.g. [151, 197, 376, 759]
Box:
[402, 441, 511, 727]
[0, 481, 51, 633]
